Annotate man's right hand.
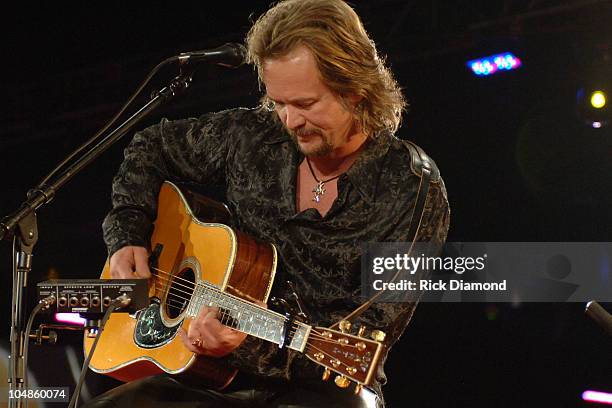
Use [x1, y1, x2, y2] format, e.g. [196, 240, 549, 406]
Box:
[109, 246, 152, 279]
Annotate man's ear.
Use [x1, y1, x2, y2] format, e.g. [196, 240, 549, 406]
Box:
[347, 93, 364, 106]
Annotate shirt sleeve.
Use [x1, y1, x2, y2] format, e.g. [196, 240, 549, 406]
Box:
[102, 112, 231, 256]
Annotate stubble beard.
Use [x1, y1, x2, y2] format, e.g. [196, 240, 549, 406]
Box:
[288, 128, 333, 157]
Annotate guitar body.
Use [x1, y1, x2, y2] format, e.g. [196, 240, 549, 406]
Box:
[84, 182, 277, 389]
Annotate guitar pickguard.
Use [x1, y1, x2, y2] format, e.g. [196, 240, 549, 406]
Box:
[134, 303, 179, 348]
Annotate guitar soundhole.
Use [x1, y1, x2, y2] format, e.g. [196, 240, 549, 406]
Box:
[165, 267, 195, 319]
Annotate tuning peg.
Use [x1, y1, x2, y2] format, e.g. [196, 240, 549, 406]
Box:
[357, 325, 366, 337]
[339, 320, 352, 333]
[370, 329, 386, 342]
[354, 384, 363, 395]
[334, 374, 351, 388]
[322, 368, 331, 381]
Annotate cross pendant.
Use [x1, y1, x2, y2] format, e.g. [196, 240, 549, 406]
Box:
[312, 181, 326, 203]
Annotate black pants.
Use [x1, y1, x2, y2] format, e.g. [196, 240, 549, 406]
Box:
[81, 373, 383, 408]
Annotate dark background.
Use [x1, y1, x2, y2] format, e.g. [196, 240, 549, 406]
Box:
[1, 1, 611, 406]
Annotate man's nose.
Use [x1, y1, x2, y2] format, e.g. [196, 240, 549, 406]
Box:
[284, 105, 306, 130]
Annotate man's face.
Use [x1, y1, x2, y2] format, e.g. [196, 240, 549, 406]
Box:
[262, 46, 359, 157]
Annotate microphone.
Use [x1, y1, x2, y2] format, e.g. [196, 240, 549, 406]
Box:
[178, 43, 247, 68]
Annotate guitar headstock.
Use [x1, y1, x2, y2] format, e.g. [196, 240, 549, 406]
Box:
[304, 321, 385, 393]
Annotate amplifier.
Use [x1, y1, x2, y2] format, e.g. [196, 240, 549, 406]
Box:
[36, 279, 148, 314]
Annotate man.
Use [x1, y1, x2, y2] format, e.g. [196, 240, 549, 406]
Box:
[87, 0, 449, 406]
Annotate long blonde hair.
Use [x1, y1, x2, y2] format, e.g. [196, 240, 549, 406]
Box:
[246, 0, 407, 136]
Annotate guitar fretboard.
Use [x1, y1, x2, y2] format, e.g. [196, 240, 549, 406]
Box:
[186, 283, 311, 352]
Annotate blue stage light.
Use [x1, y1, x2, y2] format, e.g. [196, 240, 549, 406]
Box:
[467, 52, 522, 76]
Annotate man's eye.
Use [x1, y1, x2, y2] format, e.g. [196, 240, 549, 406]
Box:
[297, 101, 314, 109]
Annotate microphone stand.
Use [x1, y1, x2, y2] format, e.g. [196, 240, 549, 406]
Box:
[2, 65, 196, 408]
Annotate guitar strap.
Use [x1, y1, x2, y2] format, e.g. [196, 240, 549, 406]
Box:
[329, 141, 434, 331]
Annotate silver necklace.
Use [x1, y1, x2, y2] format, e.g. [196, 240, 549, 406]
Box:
[306, 157, 342, 203]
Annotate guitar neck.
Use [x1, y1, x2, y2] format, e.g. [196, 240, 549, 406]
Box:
[186, 283, 311, 352]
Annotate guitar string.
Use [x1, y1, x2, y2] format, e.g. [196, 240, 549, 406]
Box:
[216, 316, 359, 347]
[150, 274, 315, 340]
[212, 311, 361, 347]
[148, 267, 370, 351]
[150, 266, 339, 340]
[147, 296, 359, 346]
[216, 314, 362, 345]
[294, 333, 361, 348]
[145, 284, 363, 346]
[139, 302, 359, 353]
[153, 276, 196, 299]
[149, 267, 199, 303]
[148, 299, 363, 347]
[151, 267, 285, 322]
[157, 278, 195, 295]
[149, 270, 204, 300]
[147, 267, 368, 346]
[148, 262, 375, 341]
[211, 301, 365, 346]
[135, 293, 367, 351]
[151, 267, 196, 291]
[157, 288, 363, 345]
[150, 267, 303, 333]
[151, 266, 197, 289]
[158, 296, 190, 307]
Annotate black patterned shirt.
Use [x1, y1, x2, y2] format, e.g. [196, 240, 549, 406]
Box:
[102, 107, 450, 393]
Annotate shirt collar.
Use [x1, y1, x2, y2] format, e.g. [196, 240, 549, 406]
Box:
[345, 131, 392, 204]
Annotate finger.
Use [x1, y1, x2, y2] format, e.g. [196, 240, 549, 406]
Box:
[194, 306, 218, 327]
[203, 307, 219, 320]
[187, 319, 202, 341]
[110, 260, 135, 279]
[179, 328, 201, 354]
[133, 247, 152, 279]
[197, 305, 214, 319]
[191, 306, 212, 333]
[202, 308, 223, 331]
[199, 309, 227, 348]
[184, 326, 206, 350]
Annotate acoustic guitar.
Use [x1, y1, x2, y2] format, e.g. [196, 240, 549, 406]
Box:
[84, 181, 383, 393]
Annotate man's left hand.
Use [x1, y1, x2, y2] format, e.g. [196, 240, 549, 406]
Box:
[179, 305, 247, 357]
